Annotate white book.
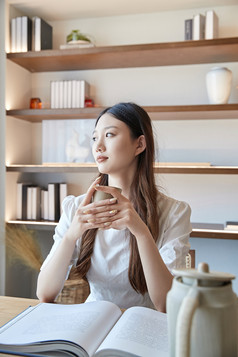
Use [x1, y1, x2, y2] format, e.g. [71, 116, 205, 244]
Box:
[21, 16, 32, 52]
[67, 80, 72, 108]
[71, 80, 77, 108]
[31, 186, 41, 220]
[205, 10, 219, 39]
[16, 16, 22, 52]
[80, 80, 90, 108]
[43, 190, 49, 220]
[63, 80, 68, 108]
[26, 187, 32, 220]
[10, 18, 16, 53]
[60, 183, 68, 214]
[193, 14, 205, 40]
[76, 80, 81, 108]
[54, 81, 60, 109]
[58, 80, 64, 109]
[50, 81, 56, 108]
[0, 301, 168, 357]
[34, 16, 41, 51]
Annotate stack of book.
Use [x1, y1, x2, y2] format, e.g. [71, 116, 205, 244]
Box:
[184, 10, 219, 41]
[16, 182, 67, 222]
[50, 80, 90, 109]
[10, 16, 52, 53]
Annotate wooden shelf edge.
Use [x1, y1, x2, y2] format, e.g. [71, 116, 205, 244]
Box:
[6, 164, 238, 174]
[191, 229, 238, 240]
[7, 221, 238, 239]
[6, 104, 238, 122]
[6, 37, 238, 72]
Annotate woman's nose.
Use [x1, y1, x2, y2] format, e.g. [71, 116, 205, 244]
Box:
[95, 139, 105, 152]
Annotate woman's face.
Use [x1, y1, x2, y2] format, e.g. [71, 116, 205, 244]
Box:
[92, 113, 143, 176]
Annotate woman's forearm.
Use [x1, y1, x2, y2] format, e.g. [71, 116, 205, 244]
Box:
[36, 235, 77, 302]
[135, 226, 173, 312]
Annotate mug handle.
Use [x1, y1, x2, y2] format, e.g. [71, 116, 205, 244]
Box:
[175, 286, 200, 357]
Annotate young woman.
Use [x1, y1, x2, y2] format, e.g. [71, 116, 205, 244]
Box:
[37, 102, 191, 312]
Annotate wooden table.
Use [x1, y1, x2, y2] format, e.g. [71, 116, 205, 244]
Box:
[0, 296, 39, 327]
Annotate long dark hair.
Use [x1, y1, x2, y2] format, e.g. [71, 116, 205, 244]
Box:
[75, 103, 160, 294]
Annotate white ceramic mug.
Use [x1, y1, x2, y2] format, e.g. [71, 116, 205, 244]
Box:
[93, 186, 122, 202]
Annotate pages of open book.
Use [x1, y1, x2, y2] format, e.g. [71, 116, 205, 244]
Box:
[0, 301, 122, 357]
[95, 306, 168, 357]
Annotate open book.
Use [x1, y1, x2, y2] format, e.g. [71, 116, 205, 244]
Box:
[0, 300, 168, 357]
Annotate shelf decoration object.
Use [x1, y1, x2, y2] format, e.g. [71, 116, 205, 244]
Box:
[60, 29, 94, 49]
[206, 67, 232, 104]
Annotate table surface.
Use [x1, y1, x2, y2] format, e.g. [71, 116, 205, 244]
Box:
[0, 295, 39, 327]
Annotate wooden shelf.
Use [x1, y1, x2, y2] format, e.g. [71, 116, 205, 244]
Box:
[6, 37, 238, 72]
[6, 163, 238, 174]
[6, 104, 238, 122]
[191, 229, 238, 240]
[7, 220, 238, 239]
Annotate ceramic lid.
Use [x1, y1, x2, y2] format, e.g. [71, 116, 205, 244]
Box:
[172, 262, 235, 282]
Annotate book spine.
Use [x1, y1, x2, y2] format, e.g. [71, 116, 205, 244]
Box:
[10, 18, 16, 53]
[16, 16, 22, 52]
[193, 14, 205, 40]
[63, 80, 68, 108]
[205, 10, 219, 39]
[71, 80, 77, 108]
[27, 187, 32, 220]
[184, 19, 193, 41]
[43, 190, 49, 220]
[48, 183, 60, 221]
[31, 186, 41, 220]
[34, 17, 41, 51]
[59, 183, 68, 214]
[58, 80, 64, 109]
[40, 18, 53, 50]
[21, 16, 32, 52]
[67, 80, 72, 108]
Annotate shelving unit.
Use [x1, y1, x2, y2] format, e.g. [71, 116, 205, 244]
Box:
[6, 104, 238, 122]
[6, 37, 238, 237]
[6, 163, 238, 175]
[6, 37, 238, 72]
[6, 220, 238, 240]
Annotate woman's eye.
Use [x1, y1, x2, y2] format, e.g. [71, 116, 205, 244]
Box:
[106, 132, 114, 137]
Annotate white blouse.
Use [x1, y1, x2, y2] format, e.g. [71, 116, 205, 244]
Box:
[41, 193, 192, 309]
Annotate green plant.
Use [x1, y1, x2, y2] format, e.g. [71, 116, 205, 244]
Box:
[67, 30, 91, 43]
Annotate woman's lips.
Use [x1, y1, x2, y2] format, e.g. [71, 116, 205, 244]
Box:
[96, 155, 108, 163]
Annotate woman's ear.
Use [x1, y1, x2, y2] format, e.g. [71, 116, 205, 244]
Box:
[135, 135, 146, 156]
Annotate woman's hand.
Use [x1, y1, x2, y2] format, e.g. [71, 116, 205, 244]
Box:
[87, 185, 149, 238]
[65, 179, 119, 243]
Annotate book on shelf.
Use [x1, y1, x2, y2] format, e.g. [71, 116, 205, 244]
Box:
[225, 221, 238, 231]
[0, 301, 168, 357]
[205, 10, 219, 39]
[31, 186, 41, 220]
[60, 183, 68, 214]
[16, 183, 32, 220]
[50, 80, 90, 109]
[193, 14, 205, 40]
[48, 183, 60, 221]
[32, 16, 52, 51]
[16, 16, 22, 53]
[184, 19, 193, 40]
[21, 16, 32, 52]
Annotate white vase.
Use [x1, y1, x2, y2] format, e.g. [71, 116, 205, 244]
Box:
[206, 67, 232, 104]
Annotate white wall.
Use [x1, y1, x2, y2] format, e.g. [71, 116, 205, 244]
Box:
[6, 5, 238, 295]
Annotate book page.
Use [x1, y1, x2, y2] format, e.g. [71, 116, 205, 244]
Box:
[0, 301, 122, 357]
[95, 306, 168, 357]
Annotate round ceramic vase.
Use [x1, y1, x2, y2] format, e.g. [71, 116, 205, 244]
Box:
[206, 67, 232, 104]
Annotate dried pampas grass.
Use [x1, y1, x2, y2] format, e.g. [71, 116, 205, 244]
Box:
[5, 224, 43, 272]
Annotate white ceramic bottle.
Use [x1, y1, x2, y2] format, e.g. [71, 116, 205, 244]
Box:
[206, 66, 232, 104]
